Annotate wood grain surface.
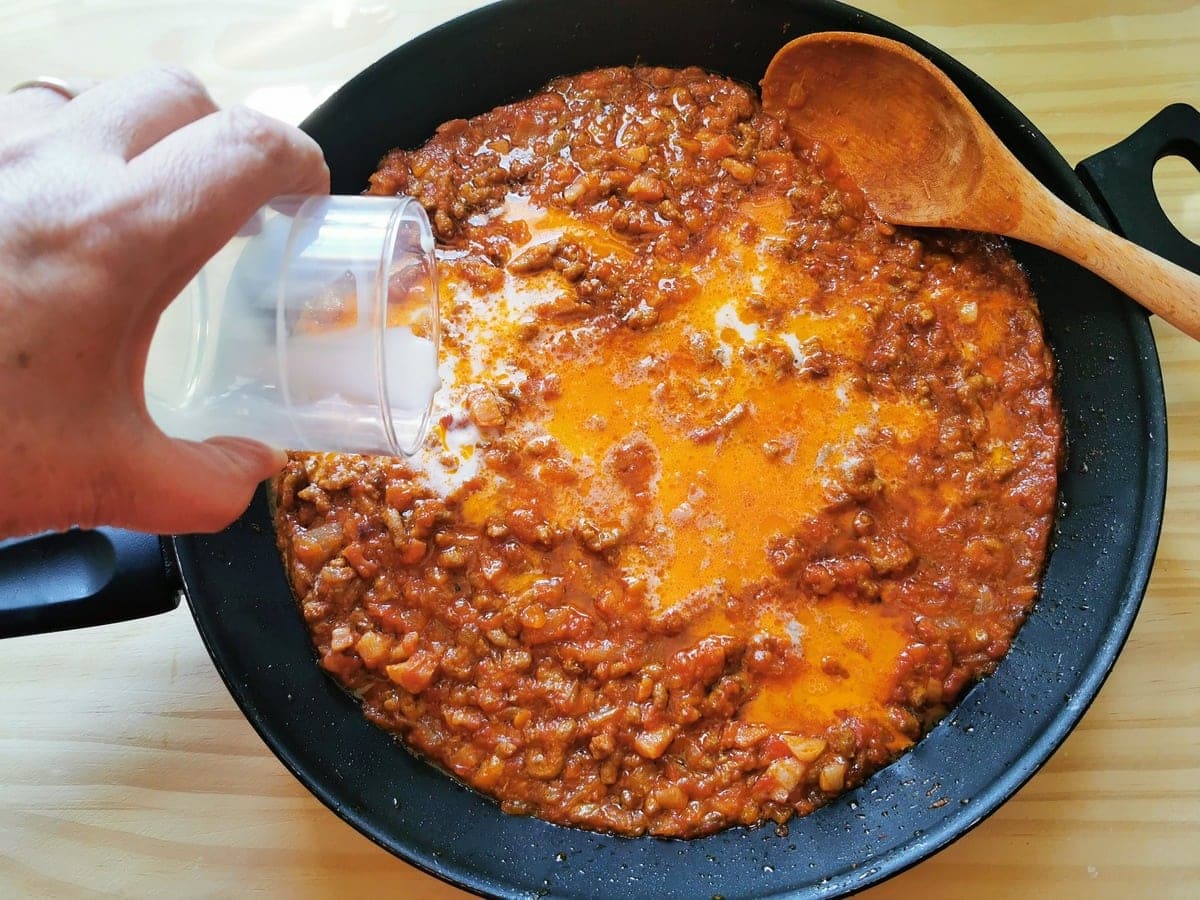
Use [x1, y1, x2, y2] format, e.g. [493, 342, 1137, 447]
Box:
[1, 1, 1197, 897]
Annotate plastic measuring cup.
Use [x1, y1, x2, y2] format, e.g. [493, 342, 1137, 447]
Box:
[144, 195, 440, 456]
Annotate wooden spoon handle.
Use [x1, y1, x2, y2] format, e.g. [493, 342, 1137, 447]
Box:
[1020, 194, 1200, 339]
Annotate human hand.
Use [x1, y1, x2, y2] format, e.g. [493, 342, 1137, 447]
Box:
[0, 68, 329, 538]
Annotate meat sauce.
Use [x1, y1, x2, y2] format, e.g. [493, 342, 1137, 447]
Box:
[273, 66, 1062, 837]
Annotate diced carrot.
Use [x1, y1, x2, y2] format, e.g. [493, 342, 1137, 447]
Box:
[700, 134, 737, 160]
[355, 631, 391, 668]
[386, 649, 441, 694]
[399, 539, 427, 565]
[292, 522, 342, 568]
[342, 543, 379, 579]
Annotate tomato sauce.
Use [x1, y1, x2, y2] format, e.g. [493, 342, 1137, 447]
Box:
[273, 66, 1061, 837]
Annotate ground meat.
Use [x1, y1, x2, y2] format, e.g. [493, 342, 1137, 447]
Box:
[275, 66, 1061, 838]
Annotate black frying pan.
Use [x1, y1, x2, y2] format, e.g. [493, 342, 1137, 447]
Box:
[3, 0, 1196, 896]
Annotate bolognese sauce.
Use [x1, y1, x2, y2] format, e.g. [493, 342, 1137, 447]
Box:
[273, 66, 1061, 837]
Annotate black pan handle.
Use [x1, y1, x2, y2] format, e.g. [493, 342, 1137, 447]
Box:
[1076, 102, 1200, 273]
[0, 529, 181, 639]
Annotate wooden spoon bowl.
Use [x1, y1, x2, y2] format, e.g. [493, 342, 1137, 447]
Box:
[762, 32, 1200, 339]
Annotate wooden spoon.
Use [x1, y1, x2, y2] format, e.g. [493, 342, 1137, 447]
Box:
[762, 32, 1200, 339]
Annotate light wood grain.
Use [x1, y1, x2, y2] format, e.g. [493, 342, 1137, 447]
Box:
[0, 2, 1197, 897]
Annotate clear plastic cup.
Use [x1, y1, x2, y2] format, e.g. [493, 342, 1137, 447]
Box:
[144, 195, 440, 456]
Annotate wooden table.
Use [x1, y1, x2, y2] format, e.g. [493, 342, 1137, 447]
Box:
[1, 2, 1197, 896]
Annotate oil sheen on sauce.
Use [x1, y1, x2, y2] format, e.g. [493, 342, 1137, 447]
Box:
[415, 192, 915, 741]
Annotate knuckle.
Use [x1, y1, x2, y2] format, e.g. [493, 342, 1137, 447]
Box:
[149, 64, 212, 108]
[224, 104, 291, 153]
[224, 104, 326, 180]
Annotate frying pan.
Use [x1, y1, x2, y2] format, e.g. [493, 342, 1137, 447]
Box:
[2, 0, 1195, 896]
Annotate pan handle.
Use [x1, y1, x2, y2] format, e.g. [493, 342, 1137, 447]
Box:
[0, 529, 181, 639]
[1076, 102, 1200, 274]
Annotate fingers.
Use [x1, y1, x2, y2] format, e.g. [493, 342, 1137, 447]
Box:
[110, 434, 287, 534]
[62, 66, 217, 160]
[128, 103, 330, 309]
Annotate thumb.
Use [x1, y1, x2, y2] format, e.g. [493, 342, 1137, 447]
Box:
[118, 433, 287, 534]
